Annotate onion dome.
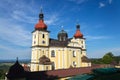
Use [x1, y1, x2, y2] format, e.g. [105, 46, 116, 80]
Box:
[35, 9, 47, 30]
[74, 24, 83, 38]
[58, 29, 68, 41]
[39, 55, 52, 65]
[7, 59, 25, 78]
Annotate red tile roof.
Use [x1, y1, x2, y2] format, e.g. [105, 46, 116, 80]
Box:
[35, 20, 47, 30]
[74, 29, 83, 38]
[46, 65, 102, 78]
[7, 64, 103, 79]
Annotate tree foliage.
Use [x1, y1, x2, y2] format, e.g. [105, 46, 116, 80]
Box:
[0, 69, 5, 79]
[91, 58, 103, 64]
[91, 52, 120, 64]
[114, 56, 120, 64]
[0, 63, 12, 79]
[102, 52, 114, 64]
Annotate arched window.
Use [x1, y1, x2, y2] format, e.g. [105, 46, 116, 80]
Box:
[51, 50, 55, 57]
[52, 62, 55, 70]
[73, 51, 76, 57]
[42, 34, 45, 38]
[81, 41, 83, 44]
[46, 66, 48, 70]
[64, 37, 66, 41]
[73, 61, 76, 67]
[34, 41, 36, 44]
[42, 40, 45, 44]
[59, 37, 61, 41]
[81, 45, 83, 48]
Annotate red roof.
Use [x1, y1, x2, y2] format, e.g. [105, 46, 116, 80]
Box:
[22, 64, 30, 71]
[35, 20, 47, 30]
[46, 65, 102, 78]
[7, 64, 103, 79]
[74, 29, 83, 38]
[47, 67, 91, 77]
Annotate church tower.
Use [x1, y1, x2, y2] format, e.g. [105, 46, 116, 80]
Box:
[30, 10, 91, 71]
[73, 24, 90, 67]
[31, 10, 51, 71]
[73, 24, 86, 56]
[32, 9, 49, 47]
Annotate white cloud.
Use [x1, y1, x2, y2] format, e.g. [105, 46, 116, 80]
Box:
[110, 48, 120, 54]
[0, 0, 60, 26]
[45, 14, 59, 25]
[0, 0, 38, 24]
[0, 0, 36, 60]
[99, 0, 112, 8]
[0, 18, 31, 60]
[12, 10, 37, 24]
[99, 2, 105, 8]
[11, 10, 60, 26]
[88, 47, 120, 58]
[0, 18, 31, 47]
[86, 35, 109, 40]
[0, 45, 12, 51]
[0, 44, 31, 60]
[109, 0, 112, 4]
[68, 0, 88, 4]
[0, 0, 61, 60]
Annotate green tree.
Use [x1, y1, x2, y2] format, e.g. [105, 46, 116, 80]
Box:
[102, 52, 114, 64]
[114, 56, 120, 64]
[0, 69, 4, 79]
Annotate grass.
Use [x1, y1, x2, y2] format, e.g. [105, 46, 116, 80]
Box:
[0, 63, 13, 79]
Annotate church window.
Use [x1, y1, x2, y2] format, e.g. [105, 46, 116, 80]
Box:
[52, 62, 55, 70]
[46, 66, 48, 70]
[59, 37, 62, 41]
[81, 51, 82, 54]
[34, 41, 36, 44]
[73, 51, 76, 57]
[81, 45, 83, 48]
[73, 61, 76, 67]
[42, 40, 45, 44]
[81, 41, 83, 44]
[51, 50, 55, 57]
[64, 37, 66, 41]
[42, 34, 45, 38]
[43, 51, 44, 54]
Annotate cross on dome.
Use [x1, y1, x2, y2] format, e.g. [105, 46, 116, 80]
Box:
[74, 24, 83, 38]
[39, 7, 44, 20]
[35, 8, 47, 31]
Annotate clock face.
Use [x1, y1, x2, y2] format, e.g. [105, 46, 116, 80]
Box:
[42, 40, 45, 44]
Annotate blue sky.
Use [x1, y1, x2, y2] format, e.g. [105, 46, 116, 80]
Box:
[0, 0, 120, 60]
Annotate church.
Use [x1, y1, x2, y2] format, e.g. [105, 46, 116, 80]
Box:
[6, 10, 92, 80]
[30, 10, 91, 71]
